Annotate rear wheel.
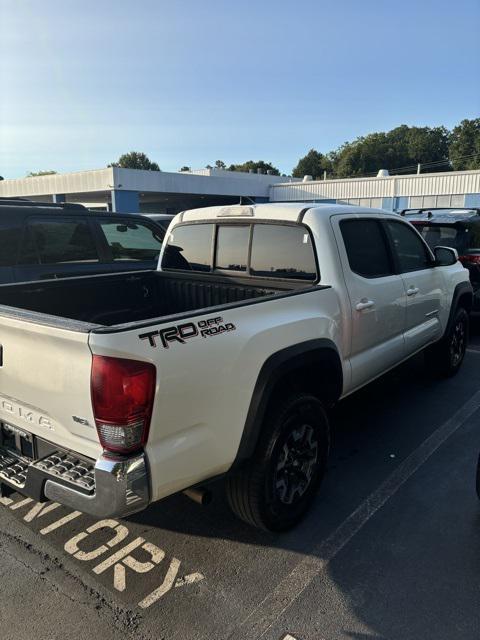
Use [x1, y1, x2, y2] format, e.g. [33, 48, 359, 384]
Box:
[425, 307, 469, 377]
[226, 393, 330, 531]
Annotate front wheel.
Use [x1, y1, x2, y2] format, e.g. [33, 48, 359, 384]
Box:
[425, 307, 469, 377]
[226, 393, 330, 531]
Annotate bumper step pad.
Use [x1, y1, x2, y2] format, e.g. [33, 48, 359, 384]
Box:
[0, 451, 29, 487]
[35, 453, 95, 492]
[0, 449, 95, 494]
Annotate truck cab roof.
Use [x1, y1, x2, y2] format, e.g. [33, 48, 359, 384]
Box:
[180, 202, 390, 224]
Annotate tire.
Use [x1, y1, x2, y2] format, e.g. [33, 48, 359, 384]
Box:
[226, 393, 330, 531]
[425, 307, 469, 378]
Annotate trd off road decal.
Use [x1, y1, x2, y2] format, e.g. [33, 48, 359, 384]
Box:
[139, 316, 236, 349]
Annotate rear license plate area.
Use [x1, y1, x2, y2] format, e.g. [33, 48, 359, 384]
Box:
[0, 422, 36, 460]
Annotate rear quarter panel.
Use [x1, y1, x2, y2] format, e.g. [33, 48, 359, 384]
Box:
[89, 288, 344, 501]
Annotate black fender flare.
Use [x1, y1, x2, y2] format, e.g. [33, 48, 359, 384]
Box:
[444, 281, 473, 338]
[231, 339, 343, 468]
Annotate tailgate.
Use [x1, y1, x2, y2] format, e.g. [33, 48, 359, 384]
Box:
[0, 315, 101, 460]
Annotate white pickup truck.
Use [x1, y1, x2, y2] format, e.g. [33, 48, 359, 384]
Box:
[0, 204, 472, 530]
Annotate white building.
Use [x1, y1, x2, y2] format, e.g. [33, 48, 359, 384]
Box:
[0, 167, 297, 213]
[1, 167, 479, 213]
[269, 169, 480, 211]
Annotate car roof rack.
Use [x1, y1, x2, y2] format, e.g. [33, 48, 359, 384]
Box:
[400, 207, 480, 218]
[0, 197, 86, 211]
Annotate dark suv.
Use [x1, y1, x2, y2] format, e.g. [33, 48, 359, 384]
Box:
[401, 207, 480, 311]
[0, 199, 165, 284]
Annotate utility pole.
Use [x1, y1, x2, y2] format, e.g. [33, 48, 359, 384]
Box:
[417, 163, 421, 174]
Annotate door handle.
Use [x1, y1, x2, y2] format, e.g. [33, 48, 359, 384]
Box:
[407, 286, 419, 296]
[356, 299, 375, 311]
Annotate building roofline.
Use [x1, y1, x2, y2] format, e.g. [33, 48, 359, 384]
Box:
[271, 168, 480, 188]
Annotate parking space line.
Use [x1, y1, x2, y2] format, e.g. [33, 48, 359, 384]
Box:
[230, 389, 480, 640]
[467, 347, 480, 354]
[40, 510, 82, 535]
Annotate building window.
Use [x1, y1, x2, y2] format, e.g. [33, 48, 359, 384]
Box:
[423, 195, 436, 208]
[436, 195, 451, 207]
[410, 196, 423, 208]
[370, 198, 382, 209]
[451, 194, 465, 207]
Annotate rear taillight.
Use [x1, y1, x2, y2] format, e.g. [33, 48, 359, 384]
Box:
[459, 254, 480, 266]
[91, 355, 156, 454]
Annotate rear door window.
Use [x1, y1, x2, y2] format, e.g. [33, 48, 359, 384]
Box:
[250, 224, 317, 280]
[19, 219, 99, 265]
[340, 219, 393, 278]
[163, 224, 214, 271]
[99, 220, 162, 262]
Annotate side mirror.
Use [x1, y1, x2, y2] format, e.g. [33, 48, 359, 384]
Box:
[434, 246, 458, 266]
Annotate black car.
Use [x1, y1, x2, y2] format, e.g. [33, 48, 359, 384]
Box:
[0, 198, 165, 284]
[140, 213, 175, 234]
[401, 207, 480, 311]
[477, 454, 480, 500]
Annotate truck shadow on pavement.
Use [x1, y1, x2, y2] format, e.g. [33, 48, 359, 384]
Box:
[126, 330, 480, 638]
[131, 341, 480, 551]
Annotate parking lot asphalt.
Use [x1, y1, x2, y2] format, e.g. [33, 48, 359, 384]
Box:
[1, 320, 480, 640]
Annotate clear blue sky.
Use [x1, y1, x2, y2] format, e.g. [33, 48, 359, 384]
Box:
[1, 0, 479, 178]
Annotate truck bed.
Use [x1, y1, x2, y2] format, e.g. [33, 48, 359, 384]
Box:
[0, 270, 293, 327]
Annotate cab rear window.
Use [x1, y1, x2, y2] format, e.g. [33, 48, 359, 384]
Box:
[162, 222, 317, 281]
[163, 224, 214, 272]
[250, 224, 316, 280]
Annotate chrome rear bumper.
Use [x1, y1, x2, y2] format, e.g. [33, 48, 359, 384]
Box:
[0, 446, 150, 518]
[44, 453, 150, 517]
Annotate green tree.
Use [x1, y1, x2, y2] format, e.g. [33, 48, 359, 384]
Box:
[449, 119, 480, 170]
[109, 151, 160, 171]
[26, 170, 57, 177]
[292, 149, 332, 179]
[331, 125, 450, 177]
[228, 160, 280, 175]
[215, 160, 227, 169]
[179, 166, 191, 172]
